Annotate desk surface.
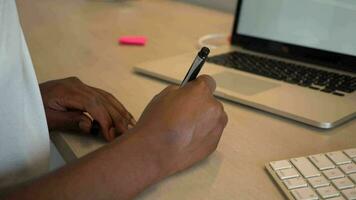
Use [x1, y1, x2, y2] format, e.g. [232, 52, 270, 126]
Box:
[17, 0, 356, 199]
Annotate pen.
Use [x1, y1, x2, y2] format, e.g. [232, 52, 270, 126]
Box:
[180, 47, 210, 87]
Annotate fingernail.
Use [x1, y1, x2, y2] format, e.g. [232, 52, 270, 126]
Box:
[130, 118, 137, 125]
[128, 124, 133, 129]
[109, 128, 116, 141]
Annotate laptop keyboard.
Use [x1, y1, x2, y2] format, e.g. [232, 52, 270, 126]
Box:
[266, 148, 356, 200]
[206, 51, 356, 96]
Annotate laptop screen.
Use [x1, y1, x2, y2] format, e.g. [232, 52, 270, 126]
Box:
[237, 0, 356, 57]
[232, 0, 356, 73]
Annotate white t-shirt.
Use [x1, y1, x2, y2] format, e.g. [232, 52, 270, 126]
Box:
[0, 0, 50, 189]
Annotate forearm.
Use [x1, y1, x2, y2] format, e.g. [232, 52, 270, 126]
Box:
[5, 130, 161, 200]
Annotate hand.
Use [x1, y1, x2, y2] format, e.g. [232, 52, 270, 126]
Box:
[132, 75, 228, 178]
[4, 75, 227, 200]
[39, 77, 136, 141]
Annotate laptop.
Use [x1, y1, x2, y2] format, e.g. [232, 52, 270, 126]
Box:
[135, 0, 356, 129]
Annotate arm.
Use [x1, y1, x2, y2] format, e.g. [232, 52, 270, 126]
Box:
[6, 130, 159, 200]
[5, 75, 227, 200]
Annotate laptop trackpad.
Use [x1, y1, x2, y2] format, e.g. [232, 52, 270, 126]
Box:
[212, 72, 281, 96]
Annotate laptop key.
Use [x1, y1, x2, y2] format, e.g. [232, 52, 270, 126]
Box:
[333, 92, 345, 96]
[309, 86, 320, 90]
[321, 88, 335, 93]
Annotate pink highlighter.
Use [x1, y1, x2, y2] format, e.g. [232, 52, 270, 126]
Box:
[118, 36, 147, 46]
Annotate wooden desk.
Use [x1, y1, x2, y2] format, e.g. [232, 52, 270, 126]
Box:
[17, 0, 356, 199]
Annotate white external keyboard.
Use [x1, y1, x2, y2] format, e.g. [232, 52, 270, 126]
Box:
[266, 148, 356, 200]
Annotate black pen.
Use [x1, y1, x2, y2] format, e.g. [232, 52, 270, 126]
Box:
[180, 47, 210, 87]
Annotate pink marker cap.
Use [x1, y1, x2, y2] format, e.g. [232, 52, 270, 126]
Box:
[118, 36, 147, 46]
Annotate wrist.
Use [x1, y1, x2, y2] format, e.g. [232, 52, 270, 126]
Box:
[112, 128, 165, 192]
[127, 124, 180, 181]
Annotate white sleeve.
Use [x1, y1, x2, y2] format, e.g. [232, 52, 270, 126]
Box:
[0, 0, 50, 189]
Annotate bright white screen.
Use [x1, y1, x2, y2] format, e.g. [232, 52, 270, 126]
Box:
[238, 0, 356, 56]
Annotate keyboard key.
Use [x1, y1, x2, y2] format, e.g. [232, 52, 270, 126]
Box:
[332, 177, 355, 190]
[327, 151, 351, 165]
[349, 174, 356, 183]
[270, 160, 292, 171]
[321, 87, 334, 93]
[333, 92, 345, 96]
[323, 168, 345, 180]
[276, 168, 300, 180]
[316, 185, 340, 199]
[344, 149, 356, 158]
[283, 177, 308, 190]
[308, 176, 330, 188]
[309, 154, 335, 170]
[309, 86, 320, 90]
[291, 157, 321, 178]
[328, 196, 346, 200]
[291, 187, 319, 200]
[340, 163, 356, 175]
[342, 188, 356, 200]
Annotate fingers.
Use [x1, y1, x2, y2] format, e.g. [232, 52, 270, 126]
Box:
[42, 77, 137, 142]
[184, 75, 216, 94]
[211, 101, 228, 138]
[211, 109, 228, 139]
[90, 87, 136, 126]
[216, 101, 228, 130]
[60, 85, 136, 141]
[45, 110, 88, 132]
[45, 109, 114, 139]
[61, 93, 116, 141]
[88, 87, 135, 138]
[79, 114, 93, 133]
[86, 103, 115, 141]
[196, 107, 228, 160]
[197, 75, 216, 93]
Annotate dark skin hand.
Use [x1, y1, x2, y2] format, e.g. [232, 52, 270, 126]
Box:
[5, 75, 228, 200]
[39, 77, 136, 141]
